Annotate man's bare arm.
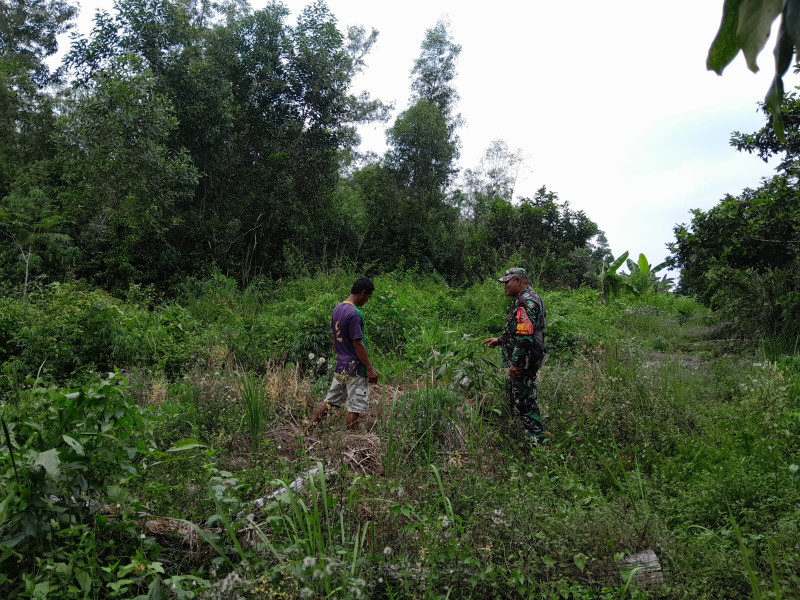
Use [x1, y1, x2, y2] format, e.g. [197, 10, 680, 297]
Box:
[353, 338, 378, 383]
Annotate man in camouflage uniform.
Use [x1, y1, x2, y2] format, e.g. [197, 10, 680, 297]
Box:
[483, 267, 547, 443]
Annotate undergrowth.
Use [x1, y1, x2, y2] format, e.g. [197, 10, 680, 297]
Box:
[1, 273, 798, 598]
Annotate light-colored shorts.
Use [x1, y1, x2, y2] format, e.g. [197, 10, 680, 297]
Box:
[324, 373, 370, 414]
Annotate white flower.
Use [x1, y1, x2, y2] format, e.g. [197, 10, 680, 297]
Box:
[526, 472, 533, 478]
[303, 556, 316, 569]
[317, 357, 326, 365]
[300, 588, 313, 599]
[309, 353, 315, 360]
[441, 516, 450, 528]
[383, 546, 393, 555]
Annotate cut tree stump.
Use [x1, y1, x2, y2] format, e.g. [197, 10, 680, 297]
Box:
[619, 549, 664, 586]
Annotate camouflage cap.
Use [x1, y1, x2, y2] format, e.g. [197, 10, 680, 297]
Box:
[498, 267, 527, 283]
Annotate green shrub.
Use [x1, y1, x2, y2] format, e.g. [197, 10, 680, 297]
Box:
[0, 283, 203, 383]
[544, 288, 621, 355]
[0, 373, 153, 598]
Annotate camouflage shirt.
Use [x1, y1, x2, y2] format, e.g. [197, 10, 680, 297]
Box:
[501, 287, 546, 372]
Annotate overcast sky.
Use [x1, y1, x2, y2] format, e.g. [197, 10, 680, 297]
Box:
[70, 0, 795, 274]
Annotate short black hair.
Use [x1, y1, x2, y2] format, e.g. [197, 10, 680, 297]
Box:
[351, 277, 375, 295]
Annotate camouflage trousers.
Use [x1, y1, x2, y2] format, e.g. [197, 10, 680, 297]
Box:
[505, 371, 544, 441]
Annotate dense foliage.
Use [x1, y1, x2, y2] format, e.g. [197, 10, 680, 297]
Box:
[0, 0, 606, 293]
[0, 272, 798, 599]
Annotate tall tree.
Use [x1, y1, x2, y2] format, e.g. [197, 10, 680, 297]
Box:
[462, 139, 524, 219]
[385, 100, 454, 197]
[54, 58, 199, 290]
[0, 0, 76, 83]
[0, 0, 76, 197]
[65, 0, 387, 282]
[366, 21, 463, 272]
[410, 19, 461, 127]
[408, 20, 462, 180]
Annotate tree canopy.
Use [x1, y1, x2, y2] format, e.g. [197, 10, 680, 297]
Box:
[0, 0, 609, 294]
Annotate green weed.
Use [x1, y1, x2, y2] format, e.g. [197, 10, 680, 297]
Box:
[237, 371, 268, 449]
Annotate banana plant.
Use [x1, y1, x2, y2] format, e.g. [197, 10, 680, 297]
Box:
[599, 251, 629, 304]
[625, 253, 673, 295]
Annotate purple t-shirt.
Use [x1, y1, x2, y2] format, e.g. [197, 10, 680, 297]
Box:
[331, 302, 366, 376]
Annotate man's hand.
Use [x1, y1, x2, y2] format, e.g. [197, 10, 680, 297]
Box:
[508, 365, 521, 380]
[483, 337, 500, 348]
[367, 366, 379, 384]
[353, 338, 377, 383]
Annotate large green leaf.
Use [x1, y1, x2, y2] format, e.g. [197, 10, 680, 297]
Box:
[737, 0, 783, 72]
[773, 20, 795, 76]
[651, 261, 668, 275]
[637, 253, 650, 276]
[708, 0, 745, 73]
[785, 0, 800, 48]
[62, 435, 84, 456]
[34, 449, 61, 478]
[167, 439, 205, 452]
[75, 570, 92, 593]
[765, 74, 786, 139]
[606, 251, 629, 275]
[135, 577, 162, 600]
[765, 19, 794, 139]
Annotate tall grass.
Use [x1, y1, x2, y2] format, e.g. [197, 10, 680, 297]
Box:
[397, 387, 462, 465]
[263, 463, 370, 598]
[659, 352, 683, 400]
[237, 371, 267, 448]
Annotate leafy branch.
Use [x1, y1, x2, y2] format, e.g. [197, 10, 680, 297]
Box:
[709, 0, 800, 139]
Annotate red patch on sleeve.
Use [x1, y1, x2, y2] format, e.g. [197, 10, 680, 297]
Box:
[515, 307, 534, 335]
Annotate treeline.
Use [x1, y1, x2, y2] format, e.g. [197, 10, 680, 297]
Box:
[0, 0, 608, 294]
[669, 95, 800, 347]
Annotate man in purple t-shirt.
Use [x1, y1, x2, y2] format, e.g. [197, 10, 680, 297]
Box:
[307, 277, 378, 431]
